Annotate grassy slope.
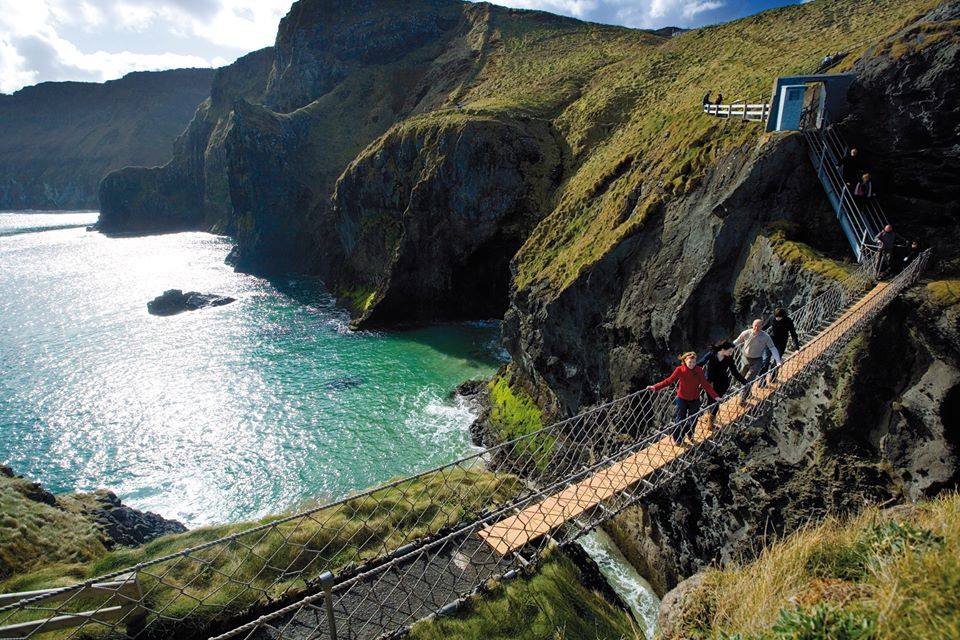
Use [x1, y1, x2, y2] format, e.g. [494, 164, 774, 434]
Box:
[408, 549, 638, 640]
[0, 470, 519, 635]
[0, 475, 107, 581]
[666, 492, 960, 640]
[453, 0, 942, 294]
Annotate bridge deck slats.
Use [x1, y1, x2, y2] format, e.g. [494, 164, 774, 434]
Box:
[478, 282, 888, 556]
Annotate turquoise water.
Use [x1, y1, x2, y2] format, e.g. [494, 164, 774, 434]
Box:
[0, 212, 503, 527]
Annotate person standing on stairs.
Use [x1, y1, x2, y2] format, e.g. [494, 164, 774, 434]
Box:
[734, 319, 782, 404]
[840, 147, 862, 191]
[646, 352, 720, 446]
[763, 308, 800, 382]
[698, 341, 747, 419]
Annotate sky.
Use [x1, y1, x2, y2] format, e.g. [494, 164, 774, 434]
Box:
[0, 0, 801, 94]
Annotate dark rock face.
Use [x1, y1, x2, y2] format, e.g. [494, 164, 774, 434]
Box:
[331, 115, 560, 325]
[98, 1, 479, 276]
[78, 490, 187, 547]
[147, 289, 236, 316]
[506, 133, 847, 415]
[0, 69, 213, 211]
[843, 0, 960, 255]
[98, 49, 276, 236]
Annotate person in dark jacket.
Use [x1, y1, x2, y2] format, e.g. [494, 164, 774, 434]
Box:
[647, 352, 720, 445]
[715, 93, 723, 106]
[703, 91, 711, 106]
[874, 224, 902, 277]
[698, 341, 746, 418]
[839, 147, 861, 189]
[763, 308, 800, 382]
[901, 239, 922, 271]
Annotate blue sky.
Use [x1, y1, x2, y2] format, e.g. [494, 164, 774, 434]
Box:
[0, 0, 802, 94]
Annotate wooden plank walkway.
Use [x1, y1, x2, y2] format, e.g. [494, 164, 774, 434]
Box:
[478, 282, 889, 556]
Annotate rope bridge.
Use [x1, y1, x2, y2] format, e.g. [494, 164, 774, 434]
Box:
[0, 248, 929, 640]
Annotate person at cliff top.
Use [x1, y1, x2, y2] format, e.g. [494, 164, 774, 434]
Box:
[702, 91, 711, 106]
[874, 224, 902, 277]
[734, 319, 782, 404]
[646, 352, 719, 445]
[839, 147, 862, 189]
[763, 308, 800, 382]
[714, 93, 723, 106]
[697, 341, 746, 418]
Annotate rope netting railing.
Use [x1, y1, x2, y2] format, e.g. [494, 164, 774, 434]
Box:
[0, 248, 928, 640]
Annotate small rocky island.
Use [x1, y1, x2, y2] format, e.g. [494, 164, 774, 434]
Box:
[147, 289, 236, 316]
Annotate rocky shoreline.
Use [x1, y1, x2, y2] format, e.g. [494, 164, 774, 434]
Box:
[1, 465, 186, 550]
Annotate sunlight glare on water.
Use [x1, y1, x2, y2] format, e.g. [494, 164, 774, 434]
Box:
[0, 212, 504, 527]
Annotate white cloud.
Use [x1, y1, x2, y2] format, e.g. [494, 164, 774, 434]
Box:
[0, 0, 292, 94]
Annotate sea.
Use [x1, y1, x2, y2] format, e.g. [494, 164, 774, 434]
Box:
[0, 211, 504, 527]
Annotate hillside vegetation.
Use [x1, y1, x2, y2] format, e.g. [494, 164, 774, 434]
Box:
[0, 470, 520, 636]
[505, 0, 941, 294]
[662, 493, 960, 640]
[0, 474, 107, 580]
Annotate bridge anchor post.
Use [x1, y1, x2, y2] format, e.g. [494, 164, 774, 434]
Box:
[319, 571, 338, 640]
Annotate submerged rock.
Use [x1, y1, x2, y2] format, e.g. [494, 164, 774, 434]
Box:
[147, 289, 236, 316]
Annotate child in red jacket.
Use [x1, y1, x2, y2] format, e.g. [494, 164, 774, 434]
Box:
[647, 352, 720, 445]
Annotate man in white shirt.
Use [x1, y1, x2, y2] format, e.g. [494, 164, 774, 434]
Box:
[734, 318, 782, 404]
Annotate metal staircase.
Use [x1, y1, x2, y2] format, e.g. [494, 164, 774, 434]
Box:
[802, 121, 889, 261]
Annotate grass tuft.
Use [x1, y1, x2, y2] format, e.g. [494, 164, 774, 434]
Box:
[665, 492, 960, 640]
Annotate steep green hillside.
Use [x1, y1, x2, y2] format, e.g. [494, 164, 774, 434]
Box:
[0, 473, 107, 580]
[0, 69, 213, 210]
[509, 0, 941, 293]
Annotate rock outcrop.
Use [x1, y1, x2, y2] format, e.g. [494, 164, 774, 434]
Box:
[97, 0, 643, 312]
[56, 489, 187, 547]
[0, 465, 186, 579]
[147, 289, 236, 316]
[330, 113, 560, 324]
[0, 69, 213, 211]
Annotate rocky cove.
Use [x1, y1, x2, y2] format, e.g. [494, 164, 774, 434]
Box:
[4, 0, 960, 637]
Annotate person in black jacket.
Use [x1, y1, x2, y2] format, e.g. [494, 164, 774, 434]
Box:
[698, 341, 747, 419]
[839, 147, 862, 190]
[763, 308, 800, 382]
